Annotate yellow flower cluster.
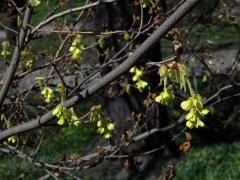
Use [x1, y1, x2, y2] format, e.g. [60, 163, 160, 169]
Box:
[159, 61, 192, 92]
[155, 87, 175, 105]
[52, 105, 80, 126]
[8, 136, 17, 143]
[35, 77, 56, 104]
[89, 105, 115, 139]
[158, 64, 168, 78]
[156, 61, 192, 106]
[158, 62, 190, 92]
[1, 41, 10, 59]
[130, 67, 148, 92]
[156, 62, 208, 129]
[69, 35, 84, 60]
[25, 59, 33, 68]
[181, 94, 209, 129]
[97, 120, 115, 139]
[41, 87, 55, 103]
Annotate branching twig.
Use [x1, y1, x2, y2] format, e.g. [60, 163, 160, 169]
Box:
[0, 6, 32, 106]
[0, 0, 202, 141]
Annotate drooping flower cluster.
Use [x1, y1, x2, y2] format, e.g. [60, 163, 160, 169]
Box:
[35, 77, 55, 103]
[97, 120, 115, 139]
[89, 105, 115, 139]
[155, 61, 208, 129]
[155, 87, 175, 105]
[41, 86, 55, 103]
[25, 59, 33, 68]
[155, 64, 175, 105]
[51, 83, 80, 126]
[155, 61, 192, 106]
[8, 136, 17, 143]
[1, 41, 10, 59]
[130, 66, 148, 92]
[159, 61, 191, 92]
[52, 105, 80, 126]
[181, 94, 209, 129]
[69, 35, 84, 60]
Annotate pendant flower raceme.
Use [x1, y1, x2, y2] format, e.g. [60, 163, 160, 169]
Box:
[8, 136, 17, 144]
[96, 120, 115, 139]
[25, 59, 33, 68]
[41, 86, 54, 103]
[52, 105, 80, 126]
[157, 62, 207, 129]
[155, 87, 175, 105]
[1, 41, 10, 59]
[69, 35, 84, 60]
[158, 65, 168, 78]
[131, 67, 143, 81]
[158, 62, 191, 93]
[181, 94, 209, 129]
[130, 66, 148, 92]
[89, 105, 115, 139]
[136, 80, 148, 92]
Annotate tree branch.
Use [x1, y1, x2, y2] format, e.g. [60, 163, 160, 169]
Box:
[0, 6, 32, 106]
[31, 0, 119, 35]
[0, 0, 202, 141]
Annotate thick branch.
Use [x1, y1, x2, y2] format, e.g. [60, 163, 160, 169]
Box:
[0, 0, 202, 141]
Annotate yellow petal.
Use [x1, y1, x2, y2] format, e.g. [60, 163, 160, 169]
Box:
[132, 75, 138, 81]
[52, 105, 62, 117]
[130, 67, 136, 73]
[104, 133, 112, 139]
[196, 120, 204, 128]
[97, 127, 105, 134]
[8, 136, 16, 143]
[201, 108, 209, 115]
[181, 99, 192, 111]
[69, 46, 75, 52]
[186, 121, 194, 129]
[107, 123, 115, 131]
[185, 111, 194, 120]
[135, 69, 143, 77]
[155, 94, 162, 103]
[97, 120, 102, 127]
[57, 118, 65, 125]
[73, 121, 80, 126]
